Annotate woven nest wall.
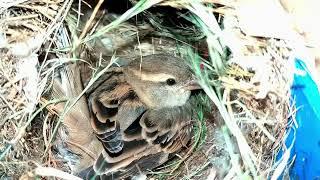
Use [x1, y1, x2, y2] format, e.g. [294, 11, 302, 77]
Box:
[1, 0, 315, 179]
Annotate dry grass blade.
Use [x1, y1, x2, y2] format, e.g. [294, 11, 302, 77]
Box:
[77, 0, 105, 43]
[183, 1, 259, 177]
[34, 166, 82, 180]
[170, 119, 203, 174]
[43, 56, 118, 154]
[0, 99, 65, 160]
[83, 0, 163, 43]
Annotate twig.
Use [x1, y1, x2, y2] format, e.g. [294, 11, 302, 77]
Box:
[182, 161, 211, 180]
[170, 119, 202, 174]
[77, 0, 105, 43]
[1, 110, 24, 126]
[0, 94, 16, 113]
[0, 99, 66, 160]
[3, 14, 39, 21]
[34, 166, 82, 180]
[66, 140, 96, 160]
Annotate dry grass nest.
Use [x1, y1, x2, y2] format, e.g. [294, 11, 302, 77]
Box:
[0, 0, 297, 179]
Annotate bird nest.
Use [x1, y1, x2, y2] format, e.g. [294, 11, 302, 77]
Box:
[0, 0, 297, 179]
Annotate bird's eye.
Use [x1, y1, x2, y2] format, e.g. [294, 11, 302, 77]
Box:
[166, 78, 176, 86]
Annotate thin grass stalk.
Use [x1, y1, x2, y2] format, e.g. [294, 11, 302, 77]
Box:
[43, 56, 119, 154]
[0, 99, 65, 160]
[187, 48, 258, 177]
[82, 0, 164, 44]
[182, 2, 261, 177]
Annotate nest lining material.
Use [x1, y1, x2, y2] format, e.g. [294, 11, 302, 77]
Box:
[0, 0, 299, 179]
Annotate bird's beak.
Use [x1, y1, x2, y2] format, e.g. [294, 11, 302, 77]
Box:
[184, 80, 202, 90]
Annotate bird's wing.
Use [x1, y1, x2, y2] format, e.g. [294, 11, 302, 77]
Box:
[88, 68, 147, 149]
[139, 103, 193, 153]
[84, 105, 193, 179]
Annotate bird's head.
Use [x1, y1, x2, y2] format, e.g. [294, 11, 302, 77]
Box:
[124, 54, 200, 109]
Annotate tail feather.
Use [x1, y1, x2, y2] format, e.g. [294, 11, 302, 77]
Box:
[51, 63, 103, 172]
[78, 152, 169, 180]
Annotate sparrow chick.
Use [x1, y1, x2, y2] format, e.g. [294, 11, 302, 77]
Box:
[80, 54, 200, 179]
[52, 54, 200, 179]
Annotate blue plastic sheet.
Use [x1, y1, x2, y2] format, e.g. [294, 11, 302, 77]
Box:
[279, 59, 320, 179]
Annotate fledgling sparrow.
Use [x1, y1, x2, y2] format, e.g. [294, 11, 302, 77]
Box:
[51, 54, 200, 179]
